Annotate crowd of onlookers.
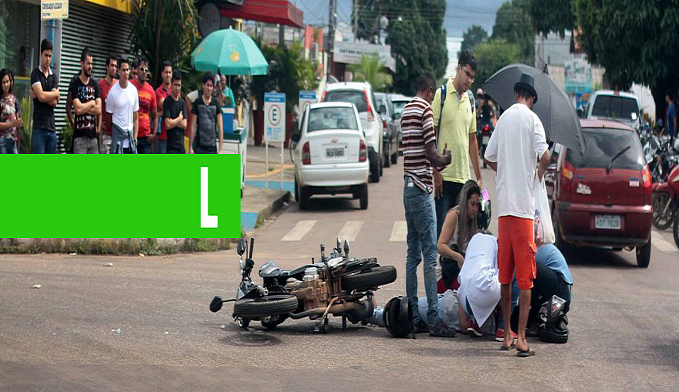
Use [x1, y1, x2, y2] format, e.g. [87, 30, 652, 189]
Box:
[0, 38, 237, 155]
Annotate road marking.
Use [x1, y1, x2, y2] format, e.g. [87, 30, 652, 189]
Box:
[389, 221, 407, 242]
[338, 221, 364, 242]
[652, 231, 677, 253]
[282, 220, 316, 242]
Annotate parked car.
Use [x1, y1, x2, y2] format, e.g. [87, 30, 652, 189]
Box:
[322, 82, 383, 182]
[585, 90, 641, 131]
[290, 102, 369, 210]
[390, 94, 412, 152]
[374, 92, 399, 167]
[548, 119, 653, 267]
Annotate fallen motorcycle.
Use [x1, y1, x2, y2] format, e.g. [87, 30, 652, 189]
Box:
[210, 237, 397, 333]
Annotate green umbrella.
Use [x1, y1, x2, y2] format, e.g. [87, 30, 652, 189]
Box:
[191, 28, 268, 76]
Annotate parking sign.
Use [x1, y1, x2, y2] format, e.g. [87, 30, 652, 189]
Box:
[264, 92, 286, 143]
[298, 91, 317, 122]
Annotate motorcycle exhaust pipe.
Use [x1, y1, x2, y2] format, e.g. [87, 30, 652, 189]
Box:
[288, 300, 368, 320]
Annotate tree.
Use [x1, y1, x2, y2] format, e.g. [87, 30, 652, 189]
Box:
[574, 0, 679, 121]
[521, 0, 575, 39]
[473, 39, 521, 92]
[460, 25, 489, 55]
[130, 0, 199, 87]
[348, 54, 393, 92]
[491, 1, 534, 65]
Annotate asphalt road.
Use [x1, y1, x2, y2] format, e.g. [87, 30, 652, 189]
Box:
[2, 157, 678, 392]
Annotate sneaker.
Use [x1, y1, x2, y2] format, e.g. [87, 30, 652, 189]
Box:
[413, 319, 429, 334]
[467, 320, 483, 337]
[495, 328, 518, 342]
[429, 319, 457, 338]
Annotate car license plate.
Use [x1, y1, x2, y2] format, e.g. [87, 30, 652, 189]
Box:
[483, 136, 489, 144]
[595, 215, 621, 230]
[327, 147, 344, 157]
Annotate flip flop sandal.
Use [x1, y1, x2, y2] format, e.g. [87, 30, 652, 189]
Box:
[516, 346, 535, 357]
[499, 338, 515, 351]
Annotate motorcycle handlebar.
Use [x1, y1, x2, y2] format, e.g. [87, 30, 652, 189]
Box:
[249, 238, 254, 260]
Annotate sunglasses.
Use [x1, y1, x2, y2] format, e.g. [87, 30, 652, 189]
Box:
[140, 67, 149, 72]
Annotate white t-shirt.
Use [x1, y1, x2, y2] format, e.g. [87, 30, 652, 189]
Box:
[457, 233, 500, 327]
[106, 82, 139, 131]
[484, 103, 548, 219]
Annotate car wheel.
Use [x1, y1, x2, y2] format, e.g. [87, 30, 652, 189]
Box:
[379, 155, 384, 176]
[391, 147, 398, 164]
[673, 208, 679, 250]
[294, 177, 300, 202]
[384, 141, 391, 168]
[652, 191, 673, 230]
[635, 237, 651, 268]
[359, 183, 368, 210]
[370, 159, 380, 183]
[299, 186, 310, 210]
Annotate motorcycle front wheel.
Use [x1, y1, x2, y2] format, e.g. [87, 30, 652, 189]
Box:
[233, 294, 299, 319]
[342, 266, 397, 292]
[652, 191, 674, 230]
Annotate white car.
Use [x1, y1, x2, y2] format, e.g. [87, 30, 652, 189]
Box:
[291, 102, 369, 210]
[322, 82, 383, 183]
[585, 90, 641, 130]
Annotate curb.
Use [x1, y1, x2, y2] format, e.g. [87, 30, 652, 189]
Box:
[241, 189, 291, 231]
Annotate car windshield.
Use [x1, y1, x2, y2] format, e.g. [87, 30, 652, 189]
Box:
[566, 128, 644, 170]
[591, 95, 639, 122]
[307, 107, 359, 132]
[324, 90, 368, 113]
[392, 100, 408, 117]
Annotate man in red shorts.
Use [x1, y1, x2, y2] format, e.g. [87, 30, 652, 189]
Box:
[483, 73, 549, 357]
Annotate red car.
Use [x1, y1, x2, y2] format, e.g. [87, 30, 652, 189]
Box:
[547, 119, 653, 267]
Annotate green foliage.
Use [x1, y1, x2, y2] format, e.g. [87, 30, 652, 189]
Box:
[250, 40, 318, 112]
[61, 122, 73, 154]
[130, 0, 199, 87]
[348, 54, 393, 92]
[0, 1, 18, 70]
[19, 96, 31, 154]
[491, 1, 534, 65]
[473, 39, 521, 91]
[460, 25, 489, 55]
[521, 0, 575, 39]
[0, 237, 230, 255]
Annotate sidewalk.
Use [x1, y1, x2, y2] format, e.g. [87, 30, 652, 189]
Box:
[239, 140, 295, 231]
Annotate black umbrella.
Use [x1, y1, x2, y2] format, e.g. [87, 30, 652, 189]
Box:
[481, 63, 586, 155]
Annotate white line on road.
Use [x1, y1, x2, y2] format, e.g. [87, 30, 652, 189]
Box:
[338, 221, 364, 242]
[282, 220, 317, 242]
[652, 231, 677, 253]
[389, 221, 407, 242]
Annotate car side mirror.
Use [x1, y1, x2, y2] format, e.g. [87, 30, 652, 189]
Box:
[379, 105, 387, 115]
[576, 109, 583, 118]
[631, 112, 638, 121]
[237, 238, 246, 256]
[291, 132, 300, 143]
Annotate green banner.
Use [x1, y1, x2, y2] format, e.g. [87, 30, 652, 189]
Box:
[1, 154, 241, 238]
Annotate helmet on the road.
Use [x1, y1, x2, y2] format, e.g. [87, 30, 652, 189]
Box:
[538, 295, 569, 343]
[383, 296, 413, 338]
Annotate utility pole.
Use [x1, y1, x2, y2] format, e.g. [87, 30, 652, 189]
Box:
[328, 0, 336, 77]
[354, 0, 358, 42]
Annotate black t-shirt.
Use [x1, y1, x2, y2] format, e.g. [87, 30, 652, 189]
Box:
[69, 75, 101, 138]
[30, 67, 59, 132]
[163, 95, 187, 153]
[191, 95, 220, 148]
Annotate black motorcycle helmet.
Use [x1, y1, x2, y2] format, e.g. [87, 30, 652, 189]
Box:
[477, 198, 492, 231]
[383, 296, 413, 338]
[537, 295, 569, 344]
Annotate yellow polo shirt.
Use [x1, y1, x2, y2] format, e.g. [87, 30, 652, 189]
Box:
[432, 78, 476, 184]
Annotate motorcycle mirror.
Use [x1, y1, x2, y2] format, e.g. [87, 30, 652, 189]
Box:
[336, 238, 341, 251]
[344, 240, 350, 256]
[237, 239, 246, 256]
[210, 296, 223, 313]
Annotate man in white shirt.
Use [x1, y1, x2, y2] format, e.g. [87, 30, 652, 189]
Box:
[105, 58, 139, 153]
[484, 73, 550, 357]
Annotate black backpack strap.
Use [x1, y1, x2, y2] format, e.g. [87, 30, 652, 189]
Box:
[437, 83, 447, 139]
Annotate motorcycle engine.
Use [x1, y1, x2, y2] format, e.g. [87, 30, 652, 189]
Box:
[285, 267, 329, 310]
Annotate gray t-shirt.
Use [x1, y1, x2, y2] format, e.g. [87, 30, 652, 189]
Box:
[191, 95, 219, 148]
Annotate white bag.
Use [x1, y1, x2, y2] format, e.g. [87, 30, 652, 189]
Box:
[534, 174, 555, 245]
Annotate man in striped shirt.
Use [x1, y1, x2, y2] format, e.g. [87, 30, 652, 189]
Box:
[401, 74, 454, 337]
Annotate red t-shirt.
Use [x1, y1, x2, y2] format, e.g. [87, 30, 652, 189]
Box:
[155, 85, 171, 140]
[131, 80, 157, 138]
[98, 78, 118, 136]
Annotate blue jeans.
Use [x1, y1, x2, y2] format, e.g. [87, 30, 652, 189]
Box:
[0, 137, 17, 154]
[403, 177, 439, 328]
[137, 137, 151, 154]
[32, 128, 57, 154]
[156, 139, 167, 154]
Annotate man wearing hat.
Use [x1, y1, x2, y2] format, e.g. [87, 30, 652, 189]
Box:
[483, 73, 550, 357]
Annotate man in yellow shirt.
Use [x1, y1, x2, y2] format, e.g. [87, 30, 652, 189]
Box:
[432, 50, 483, 238]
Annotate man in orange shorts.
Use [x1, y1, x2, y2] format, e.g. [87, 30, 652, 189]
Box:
[483, 74, 550, 357]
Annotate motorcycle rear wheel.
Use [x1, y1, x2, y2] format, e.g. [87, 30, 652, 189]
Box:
[233, 294, 299, 318]
[652, 191, 674, 230]
[342, 266, 397, 292]
[674, 210, 679, 250]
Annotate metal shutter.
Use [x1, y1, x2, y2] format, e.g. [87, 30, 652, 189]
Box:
[55, 0, 133, 152]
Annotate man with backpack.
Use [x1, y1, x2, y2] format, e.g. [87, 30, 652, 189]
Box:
[432, 50, 483, 238]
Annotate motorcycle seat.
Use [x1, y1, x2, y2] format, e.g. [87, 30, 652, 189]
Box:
[259, 261, 320, 278]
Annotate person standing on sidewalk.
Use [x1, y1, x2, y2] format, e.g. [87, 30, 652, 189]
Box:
[69, 47, 101, 154]
[98, 55, 118, 154]
[484, 73, 550, 357]
[155, 61, 173, 154]
[163, 71, 187, 154]
[0, 68, 22, 154]
[130, 57, 157, 154]
[432, 50, 483, 238]
[30, 39, 60, 154]
[189, 72, 222, 154]
[105, 58, 139, 154]
[401, 74, 454, 337]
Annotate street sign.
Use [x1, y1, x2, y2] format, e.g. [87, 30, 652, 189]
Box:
[264, 92, 286, 143]
[41, 0, 69, 20]
[298, 91, 317, 123]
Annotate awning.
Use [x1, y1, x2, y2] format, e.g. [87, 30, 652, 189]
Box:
[219, 0, 304, 29]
